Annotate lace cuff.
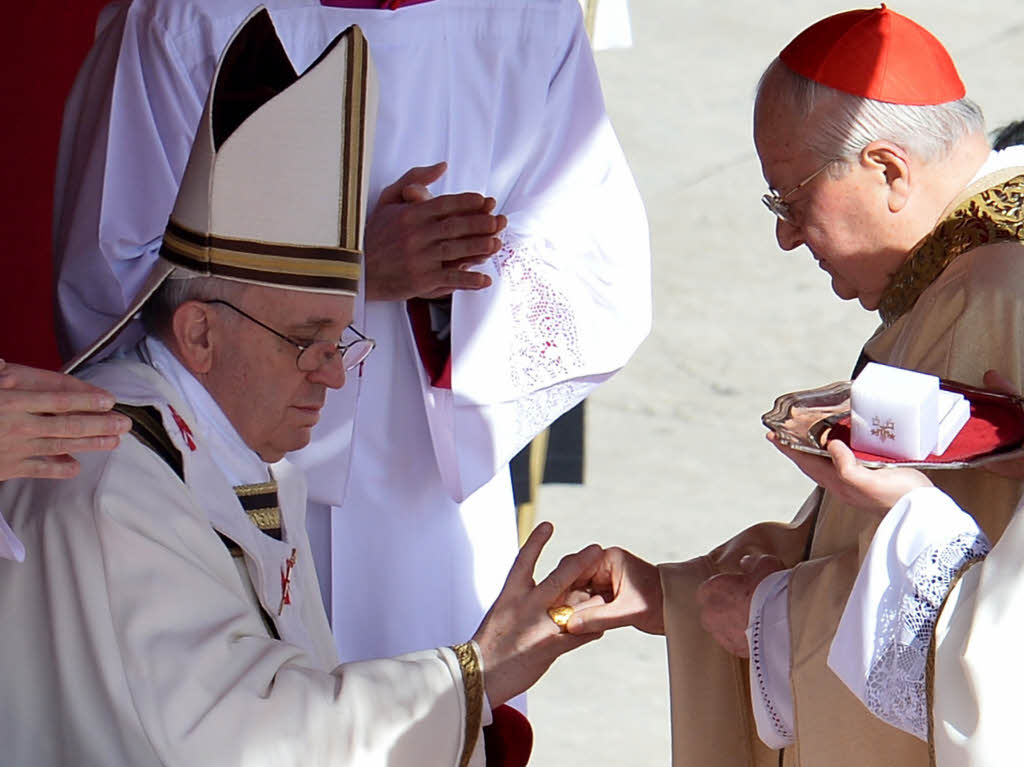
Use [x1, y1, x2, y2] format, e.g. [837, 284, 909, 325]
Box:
[747, 569, 796, 748]
[828, 487, 990, 741]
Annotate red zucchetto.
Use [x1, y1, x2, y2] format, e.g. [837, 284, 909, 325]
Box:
[779, 4, 965, 105]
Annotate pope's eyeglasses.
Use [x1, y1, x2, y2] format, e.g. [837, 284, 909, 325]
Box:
[204, 299, 375, 374]
[761, 159, 836, 224]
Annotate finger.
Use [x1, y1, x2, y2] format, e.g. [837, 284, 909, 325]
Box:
[416, 269, 492, 299]
[0, 389, 122, 415]
[28, 433, 123, 457]
[406, 192, 495, 224]
[376, 162, 447, 206]
[13, 411, 131, 439]
[401, 183, 434, 203]
[0, 365, 119, 400]
[507, 521, 554, 587]
[442, 255, 492, 271]
[535, 544, 605, 604]
[427, 213, 505, 246]
[983, 369, 1019, 396]
[567, 599, 640, 634]
[827, 439, 862, 476]
[9, 454, 82, 481]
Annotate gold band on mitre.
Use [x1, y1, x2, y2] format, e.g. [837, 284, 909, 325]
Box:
[161, 221, 361, 294]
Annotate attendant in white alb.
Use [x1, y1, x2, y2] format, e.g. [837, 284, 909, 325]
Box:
[54, 0, 651, 667]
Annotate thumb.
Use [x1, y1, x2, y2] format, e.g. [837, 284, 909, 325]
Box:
[401, 183, 434, 203]
[739, 553, 784, 576]
[983, 369, 1018, 396]
[377, 162, 447, 205]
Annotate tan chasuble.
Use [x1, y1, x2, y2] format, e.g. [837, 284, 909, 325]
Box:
[662, 171, 1024, 767]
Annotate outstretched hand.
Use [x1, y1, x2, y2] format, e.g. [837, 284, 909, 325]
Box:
[363, 162, 507, 301]
[695, 553, 785, 658]
[767, 433, 932, 516]
[0, 361, 131, 481]
[472, 522, 605, 707]
[565, 546, 665, 636]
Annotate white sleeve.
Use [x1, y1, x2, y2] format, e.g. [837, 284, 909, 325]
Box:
[53, 3, 206, 359]
[440, 3, 651, 500]
[747, 568, 796, 748]
[827, 486, 990, 741]
[0, 511, 24, 562]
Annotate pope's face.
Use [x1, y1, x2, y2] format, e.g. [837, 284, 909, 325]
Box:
[753, 95, 909, 311]
[203, 285, 355, 462]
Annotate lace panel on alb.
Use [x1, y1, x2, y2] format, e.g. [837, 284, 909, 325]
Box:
[493, 241, 592, 445]
[864, 531, 990, 739]
[493, 240, 584, 392]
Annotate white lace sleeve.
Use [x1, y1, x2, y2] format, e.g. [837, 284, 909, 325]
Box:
[828, 487, 990, 741]
[747, 569, 796, 748]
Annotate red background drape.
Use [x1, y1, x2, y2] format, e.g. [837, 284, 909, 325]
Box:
[1, 2, 111, 370]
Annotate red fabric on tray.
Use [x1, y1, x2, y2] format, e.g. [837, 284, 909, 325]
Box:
[827, 384, 1024, 464]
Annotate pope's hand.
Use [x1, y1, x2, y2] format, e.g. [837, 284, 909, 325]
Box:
[695, 554, 785, 658]
[363, 162, 507, 301]
[472, 522, 604, 707]
[564, 546, 665, 636]
[0, 361, 131, 481]
[767, 432, 933, 516]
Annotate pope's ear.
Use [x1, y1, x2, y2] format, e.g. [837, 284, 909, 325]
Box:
[171, 301, 215, 374]
[861, 140, 911, 213]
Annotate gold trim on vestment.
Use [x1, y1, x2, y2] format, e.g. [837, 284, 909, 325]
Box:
[451, 641, 484, 767]
[234, 481, 277, 497]
[879, 174, 1024, 327]
[246, 507, 281, 531]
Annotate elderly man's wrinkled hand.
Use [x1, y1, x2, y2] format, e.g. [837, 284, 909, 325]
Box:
[471, 522, 604, 708]
[695, 554, 785, 658]
[0, 361, 131, 481]
[363, 162, 507, 301]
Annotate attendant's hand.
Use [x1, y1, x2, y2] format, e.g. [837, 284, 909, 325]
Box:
[768, 433, 932, 516]
[980, 369, 1024, 480]
[363, 162, 507, 301]
[472, 522, 604, 707]
[695, 554, 785, 657]
[565, 546, 665, 636]
[0, 360, 131, 481]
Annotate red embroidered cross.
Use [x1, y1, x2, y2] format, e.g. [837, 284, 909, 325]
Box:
[278, 548, 298, 616]
[168, 405, 197, 451]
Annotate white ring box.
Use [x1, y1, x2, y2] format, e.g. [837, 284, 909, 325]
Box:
[850, 363, 970, 460]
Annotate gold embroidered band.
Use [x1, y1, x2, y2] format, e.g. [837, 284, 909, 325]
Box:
[231, 481, 283, 545]
[879, 174, 1024, 327]
[451, 641, 484, 767]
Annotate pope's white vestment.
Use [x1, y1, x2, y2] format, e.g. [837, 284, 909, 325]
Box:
[0, 341, 484, 767]
[54, 0, 651, 663]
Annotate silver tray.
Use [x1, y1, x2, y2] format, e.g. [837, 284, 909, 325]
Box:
[762, 379, 1024, 469]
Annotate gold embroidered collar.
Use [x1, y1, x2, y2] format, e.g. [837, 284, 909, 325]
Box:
[878, 173, 1024, 327]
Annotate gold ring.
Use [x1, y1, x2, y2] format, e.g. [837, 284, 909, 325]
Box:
[547, 605, 574, 631]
